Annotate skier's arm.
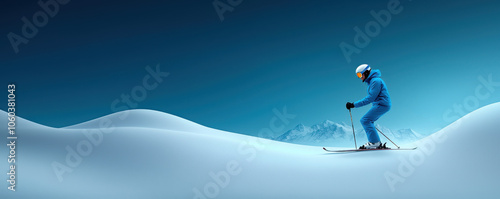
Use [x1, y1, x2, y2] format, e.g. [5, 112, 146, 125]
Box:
[354, 79, 382, 108]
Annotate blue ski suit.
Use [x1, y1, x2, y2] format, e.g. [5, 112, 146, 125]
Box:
[353, 69, 391, 143]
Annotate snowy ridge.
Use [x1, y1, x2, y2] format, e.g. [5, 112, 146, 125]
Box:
[1, 102, 500, 198]
[63, 109, 211, 133]
[0, 109, 54, 130]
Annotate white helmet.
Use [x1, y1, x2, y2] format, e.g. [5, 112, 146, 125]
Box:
[355, 64, 371, 78]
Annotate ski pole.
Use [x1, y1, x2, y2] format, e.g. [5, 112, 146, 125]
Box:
[349, 109, 357, 149]
[375, 127, 399, 149]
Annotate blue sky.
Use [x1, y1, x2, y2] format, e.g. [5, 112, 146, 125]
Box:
[1, 0, 499, 137]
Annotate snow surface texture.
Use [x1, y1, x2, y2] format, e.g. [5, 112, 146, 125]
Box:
[274, 120, 424, 147]
[1, 103, 499, 199]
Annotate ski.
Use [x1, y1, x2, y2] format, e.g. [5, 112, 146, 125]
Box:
[322, 147, 417, 153]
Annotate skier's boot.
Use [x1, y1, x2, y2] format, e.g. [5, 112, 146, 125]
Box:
[359, 141, 382, 149]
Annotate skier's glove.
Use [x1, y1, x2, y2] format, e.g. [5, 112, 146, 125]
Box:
[346, 102, 354, 110]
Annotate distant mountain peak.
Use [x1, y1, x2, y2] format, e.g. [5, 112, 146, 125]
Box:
[320, 120, 335, 127]
[275, 120, 422, 147]
[294, 123, 307, 130]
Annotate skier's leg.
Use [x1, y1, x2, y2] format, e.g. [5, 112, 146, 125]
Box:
[360, 105, 390, 143]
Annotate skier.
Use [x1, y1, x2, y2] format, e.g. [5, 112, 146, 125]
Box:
[346, 64, 391, 149]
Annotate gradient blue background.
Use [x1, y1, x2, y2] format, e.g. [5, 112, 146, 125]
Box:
[1, 0, 499, 137]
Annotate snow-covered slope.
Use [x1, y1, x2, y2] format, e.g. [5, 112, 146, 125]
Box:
[63, 109, 211, 133]
[1, 102, 499, 199]
[275, 120, 423, 147]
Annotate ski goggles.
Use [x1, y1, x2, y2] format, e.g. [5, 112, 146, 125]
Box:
[356, 67, 370, 78]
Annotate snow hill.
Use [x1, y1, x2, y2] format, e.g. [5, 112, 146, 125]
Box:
[274, 120, 423, 147]
[1, 102, 500, 199]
